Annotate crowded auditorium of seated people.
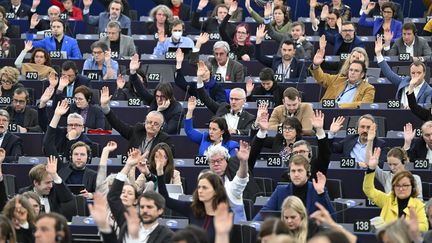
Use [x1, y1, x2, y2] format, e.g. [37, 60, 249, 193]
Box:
[1, 0, 432, 242]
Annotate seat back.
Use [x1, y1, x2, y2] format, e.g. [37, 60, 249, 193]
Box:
[346, 116, 387, 137]
[326, 178, 343, 200]
[3, 174, 16, 198]
[253, 177, 275, 197]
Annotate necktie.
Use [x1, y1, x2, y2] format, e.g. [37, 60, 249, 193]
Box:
[66, 85, 73, 97]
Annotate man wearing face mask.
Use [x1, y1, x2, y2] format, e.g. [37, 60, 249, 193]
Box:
[153, 19, 194, 56]
[83, 0, 131, 35]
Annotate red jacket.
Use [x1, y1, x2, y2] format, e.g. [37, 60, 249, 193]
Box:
[50, 0, 83, 20]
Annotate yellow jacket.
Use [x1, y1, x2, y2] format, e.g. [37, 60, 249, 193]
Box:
[363, 172, 428, 232]
[309, 65, 375, 109]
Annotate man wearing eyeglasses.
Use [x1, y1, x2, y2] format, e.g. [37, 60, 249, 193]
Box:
[0, 109, 22, 163]
[5, 87, 41, 133]
[42, 99, 94, 159]
[322, 21, 365, 56]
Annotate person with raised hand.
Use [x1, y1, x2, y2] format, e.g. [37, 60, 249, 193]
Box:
[174, 47, 225, 103]
[127, 54, 182, 134]
[82, 41, 118, 80]
[19, 155, 74, 214]
[185, 96, 239, 156]
[403, 121, 432, 165]
[14, 40, 56, 80]
[245, 67, 284, 107]
[363, 147, 428, 232]
[36, 86, 54, 132]
[375, 36, 432, 108]
[218, 1, 255, 61]
[2, 195, 35, 243]
[88, 192, 118, 242]
[214, 202, 233, 243]
[95, 141, 123, 195]
[108, 148, 173, 242]
[246, 0, 291, 33]
[191, 0, 236, 38]
[43, 98, 94, 158]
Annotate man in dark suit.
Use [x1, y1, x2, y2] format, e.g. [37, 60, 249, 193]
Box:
[18, 157, 74, 214]
[0, 0, 36, 19]
[0, 109, 22, 163]
[328, 114, 386, 165]
[197, 85, 255, 135]
[6, 87, 41, 133]
[107, 158, 173, 242]
[255, 26, 307, 82]
[190, 40, 245, 83]
[360, 0, 404, 22]
[384, 22, 432, 61]
[100, 86, 175, 155]
[324, 21, 365, 56]
[191, 1, 235, 37]
[403, 121, 432, 162]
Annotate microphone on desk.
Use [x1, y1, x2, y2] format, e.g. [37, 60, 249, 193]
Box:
[177, 85, 190, 134]
[330, 200, 364, 216]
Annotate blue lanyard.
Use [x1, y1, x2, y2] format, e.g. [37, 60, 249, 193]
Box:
[337, 81, 359, 102]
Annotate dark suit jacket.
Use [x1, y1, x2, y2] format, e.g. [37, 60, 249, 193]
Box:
[196, 86, 255, 135]
[108, 178, 173, 242]
[407, 91, 432, 121]
[330, 135, 386, 164]
[407, 138, 428, 161]
[191, 9, 236, 37]
[1, 132, 22, 163]
[42, 125, 94, 158]
[326, 34, 365, 55]
[255, 43, 306, 82]
[6, 106, 42, 132]
[0, 1, 32, 18]
[174, 68, 226, 103]
[58, 165, 97, 192]
[386, 36, 432, 60]
[129, 73, 182, 134]
[18, 182, 73, 214]
[105, 109, 175, 154]
[246, 84, 284, 107]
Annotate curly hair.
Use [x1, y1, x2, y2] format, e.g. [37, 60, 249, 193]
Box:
[0, 66, 19, 84]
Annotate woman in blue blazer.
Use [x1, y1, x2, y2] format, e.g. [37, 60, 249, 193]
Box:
[358, 2, 402, 42]
[184, 96, 239, 157]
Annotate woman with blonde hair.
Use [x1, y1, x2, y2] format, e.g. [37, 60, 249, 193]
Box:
[280, 196, 321, 243]
[338, 47, 370, 77]
[0, 66, 22, 100]
[2, 196, 36, 243]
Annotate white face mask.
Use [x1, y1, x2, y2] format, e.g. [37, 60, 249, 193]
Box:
[172, 31, 182, 40]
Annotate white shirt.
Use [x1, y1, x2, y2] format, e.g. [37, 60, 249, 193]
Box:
[401, 81, 424, 107]
[426, 144, 432, 163]
[123, 222, 159, 243]
[0, 132, 6, 146]
[216, 59, 229, 82]
[276, 60, 292, 79]
[404, 38, 415, 57]
[224, 110, 241, 131]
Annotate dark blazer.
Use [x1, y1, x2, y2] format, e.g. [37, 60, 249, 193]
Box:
[58, 165, 97, 192]
[407, 92, 432, 121]
[1, 132, 22, 163]
[145, 22, 170, 35]
[42, 125, 94, 158]
[96, 0, 130, 17]
[129, 73, 182, 134]
[386, 36, 432, 60]
[108, 178, 173, 242]
[191, 9, 236, 37]
[246, 84, 284, 107]
[0, 1, 32, 18]
[105, 109, 175, 154]
[18, 182, 73, 214]
[6, 106, 42, 132]
[196, 86, 255, 135]
[330, 135, 386, 163]
[255, 43, 306, 82]
[407, 138, 428, 161]
[153, 0, 191, 20]
[326, 34, 365, 55]
[174, 68, 226, 103]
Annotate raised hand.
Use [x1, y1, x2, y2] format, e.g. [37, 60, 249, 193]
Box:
[367, 123, 376, 141]
[58, 75, 69, 90]
[48, 72, 58, 88]
[176, 48, 184, 64]
[54, 99, 69, 116]
[116, 74, 125, 89]
[309, 0, 317, 8]
[24, 40, 33, 52]
[197, 60, 207, 79]
[104, 141, 117, 152]
[126, 148, 140, 167]
[365, 2, 375, 14]
[312, 171, 326, 194]
[46, 155, 58, 175]
[124, 205, 141, 239]
[100, 86, 112, 108]
[197, 0, 209, 10]
[214, 202, 233, 235]
[311, 110, 324, 130]
[255, 24, 267, 44]
[136, 153, 150, 175]
[245, 79, 254, 96]
[83, 0, 93, 9]
[361, 0, 370, 9]
[228, 0, 238, 15]
[196, 32, 209, 46]
[313, 48, 325, 66]
[155, 149, 167, 175]
[256, 103, 268, 124]
[329, 116, 345, 134]
[30, 14, 40, 28]
[258, 111, 269, 131]
[310, 202, 337, 227]
[236, 140, 250, 162]
[367, 147, 381, 170]
[187, 96, 197, 111]
[319, 35, 327, 50]
[403, 123, 415, 143]
[129, 54, 140, 73]
[104, 50, 111, 64]
[88, 192, 110, 229]
[264, 2, 272, 18]
[375, 36, 384, 55]
[320, 5, 329, 19]
[32, 0, 41, 9]
[39, 87, 54, 106]
[383, 31, 393, 45]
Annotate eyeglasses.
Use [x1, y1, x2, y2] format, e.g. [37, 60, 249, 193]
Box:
[1, 80, 12, 85]
[67, 124, 83, 128]
[395, 184, 411, 190]
[282, 126, 295, 132]
[145, 120, 161, 127]
[209, 158, 225, 165]
[382, 10, 393, 14]
[292, 150, 310, 156]
[73, 97, 85, 102]
[13, 99, 26, 104]
[155, 95, 166, 100]
[92, 51, 104, 55]
[341, 29, 355, 33]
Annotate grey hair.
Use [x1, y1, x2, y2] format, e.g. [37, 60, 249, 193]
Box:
[357, 114, 375, 125]
[147, 110, 165, 125]
[230, 88, 246, 99]
[213, 41, 230, 53]
[67, 113, 85, 124]
[48, 5, 61, 13]
[149, 5, 173, 22]
[422, 121, 432, 131]
[206, 146, 230, 161]
[0, 109, 9, 120]
[107, 20, 121, 30]
[292, 140, 312, 153]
